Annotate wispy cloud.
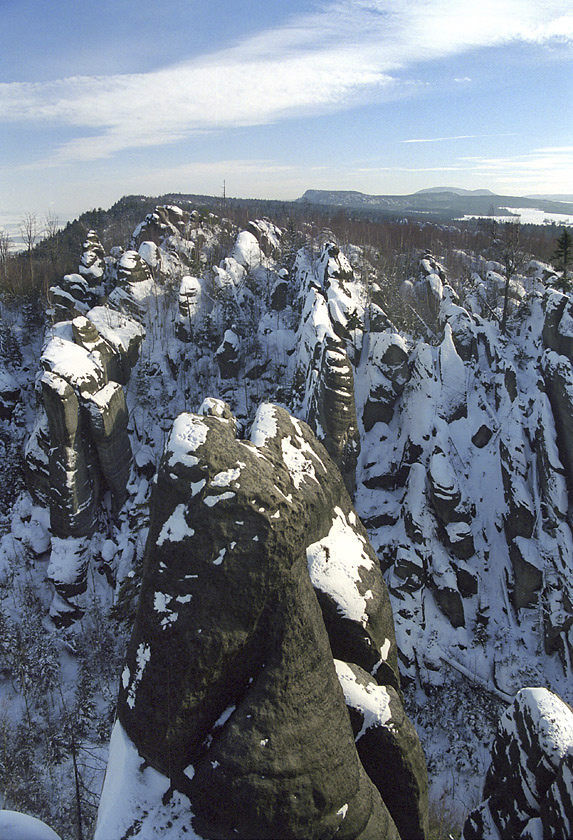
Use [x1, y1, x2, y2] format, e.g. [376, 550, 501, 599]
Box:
[357, 145, 573, 193]
[0, 0, 571, 163]
[401, 134, 520, 144]
[461, 146, 573, 192]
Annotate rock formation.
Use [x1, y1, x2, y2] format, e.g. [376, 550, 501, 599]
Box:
[307, 338, 361, 494]
[97, 401, 428, 840]
[25, 310, 144, 624]
[78, 229, 106, 288]
[464, 687, 573, 840]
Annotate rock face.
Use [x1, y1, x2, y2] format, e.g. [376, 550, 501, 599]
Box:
[543, 349, 573, 494]
[109, 401, 428, 840]
[363, 333, 410, 432]
[308, 338, 361, 494]
[357, 279, 573, 701]
[464, 687, 573, 840]
[0, 367, 20, 420]
[25, 310, 144, 624]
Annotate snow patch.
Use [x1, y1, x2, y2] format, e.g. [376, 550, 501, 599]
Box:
[211, 467, 241, 487]
[94, 721, 200, 840]
[250, 403, 278, 448]
[167, 414, 209, 468]
[306, 507, 374, 626]
[126, 644, 151, 709]
[156, 504, 194, 546]
[335, 660, 393, 739]
[204, 492, 235, 506]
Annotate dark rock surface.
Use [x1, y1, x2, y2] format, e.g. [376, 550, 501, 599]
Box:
[307, 339, 361, 494]
[215, 329, 241, 379]
[117, 401, 427, 839]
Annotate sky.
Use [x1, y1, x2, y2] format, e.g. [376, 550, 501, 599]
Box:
[1, 0, 572, 231]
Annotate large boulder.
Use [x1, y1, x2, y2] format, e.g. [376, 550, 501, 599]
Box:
[86, 306, 145, 383]
[109, 401, 427, 840]
[27, 308, 143, 625]
[464, 687, 573, 840]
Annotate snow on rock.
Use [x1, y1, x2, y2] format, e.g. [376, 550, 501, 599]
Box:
[87, 305, 145, 362]
[295, 286, 339, 392]
[438, 323, 467, 421]
[94, 721, 200, 840]
[335, 659, 392, 737]
[247, 218, 282, 257]
[335, 659, 428, 840]
[138, 240, 161, 270]
[10, 493, 51, 556]
[109, 401, 423, 840]
[156, 504, 195, 546]
[47, 536, 90, 625]
[166, 413, 209, 469]
[362, 332, 410, 431]
[318, 243, 365, 358]
[307, 341, 361, 493]
[176, 275, 202, 341]
[49, 272, 95, 322]
[249, 402, 278, 447]
[78, 229, 105, 286]
[0, 811, 62, 840]
[0, 366, 20, 420]
[41, 335, 106, 396]
[232, 230, 262, 270]
[307, 506, 374, 627]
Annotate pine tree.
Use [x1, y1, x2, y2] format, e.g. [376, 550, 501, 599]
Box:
[553, 227, 572, 287]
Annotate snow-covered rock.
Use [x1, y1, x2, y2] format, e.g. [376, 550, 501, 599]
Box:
[79, 229, 106, 287]
[112, 401, 426, 840]
[464, 687, 573, 840]
[0, 811, 62, 840]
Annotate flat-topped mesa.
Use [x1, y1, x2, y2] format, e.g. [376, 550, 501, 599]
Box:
[104, 401, 428, 840]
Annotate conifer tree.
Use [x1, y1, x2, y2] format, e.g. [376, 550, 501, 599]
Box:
[553, 227, 572, 287]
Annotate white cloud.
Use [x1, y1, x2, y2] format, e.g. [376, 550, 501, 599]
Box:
[401, 134, 514, 144]
[0, 0, 571, 163]
[357, 145, 573, 194]
[461, 146, 573, 193]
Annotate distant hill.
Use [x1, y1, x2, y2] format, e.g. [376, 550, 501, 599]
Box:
[414, 186, 495, 196]
[526, 194, 573, 203]
[297, 188, 573, 222]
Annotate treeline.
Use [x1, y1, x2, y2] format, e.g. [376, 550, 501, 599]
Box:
[0, 193, 568, 303]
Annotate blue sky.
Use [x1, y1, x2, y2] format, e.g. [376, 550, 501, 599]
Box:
[1, 0, 572, 229]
